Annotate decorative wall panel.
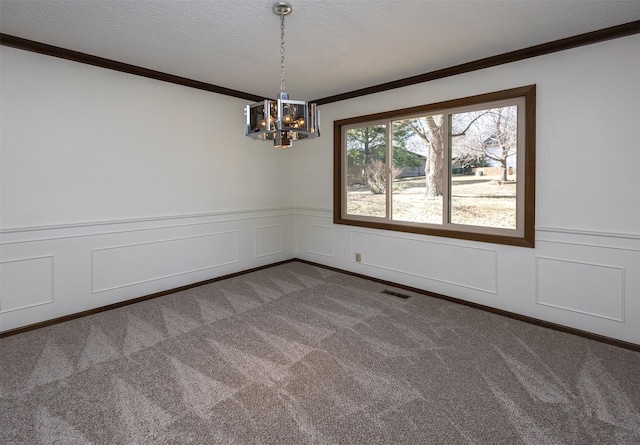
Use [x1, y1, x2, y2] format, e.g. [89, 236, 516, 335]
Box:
[0, 256, 54, 313]
[308, 225, 334, 257]
[255, 225, 283, 258]
[536, 256, 625, 322]
[92, 231, 239, 293]
[350, 231, 497, 293]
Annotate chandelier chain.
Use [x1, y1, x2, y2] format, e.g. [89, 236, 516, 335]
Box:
[280, 12, 286, 94]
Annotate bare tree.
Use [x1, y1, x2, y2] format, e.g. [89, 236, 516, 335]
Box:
[452, 106, 517, 182]
[399, 115, 445, 197]
[364, 159, 402, 194]
[392, 107, 517, 198]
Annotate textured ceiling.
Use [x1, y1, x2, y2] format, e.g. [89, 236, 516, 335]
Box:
[1, 0, 639, 101]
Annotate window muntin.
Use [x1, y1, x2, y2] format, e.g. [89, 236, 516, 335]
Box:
[334, 86, 535, 247]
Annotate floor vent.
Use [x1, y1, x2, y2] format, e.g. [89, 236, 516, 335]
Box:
[381, 289, 412, 300]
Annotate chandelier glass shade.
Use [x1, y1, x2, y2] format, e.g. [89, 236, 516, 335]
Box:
[244, 2, 320, 149]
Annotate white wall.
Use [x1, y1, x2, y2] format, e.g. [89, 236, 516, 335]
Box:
[294, 35, 640, 344]
[0, 47, 296, 331]
[3, 36, 639, 344]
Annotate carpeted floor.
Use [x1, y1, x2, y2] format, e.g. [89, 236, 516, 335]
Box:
[1, 261, 639, 444]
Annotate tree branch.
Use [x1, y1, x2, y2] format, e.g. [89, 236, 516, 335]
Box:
[451, 110, 490, 137]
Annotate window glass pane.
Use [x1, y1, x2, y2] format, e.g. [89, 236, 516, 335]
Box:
[334, 85, 535, 247]
[450, 106, 518, 229]
[392, 116, 445, 224]
[345, 125, 388, 218]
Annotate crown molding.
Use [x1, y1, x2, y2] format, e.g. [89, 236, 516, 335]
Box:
[0, 33, 265, 102]
[313, 20, 640, 105]
[3, 20, 639, 105]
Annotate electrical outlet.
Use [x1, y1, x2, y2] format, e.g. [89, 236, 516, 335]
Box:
[355, 253, 362, 262]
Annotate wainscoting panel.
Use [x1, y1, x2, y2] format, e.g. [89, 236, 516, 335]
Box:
[308, 225, 334, 257]
[536, 256, 625, 322]
[0, 255, 54, 313]
[255, 225, 283, 258]
[292, 213, 640, 344]
[350, 230, 498, 294]
[528, 235, 639, 343]
[1, 209, 298, 333]
[92, 231, 239, 293]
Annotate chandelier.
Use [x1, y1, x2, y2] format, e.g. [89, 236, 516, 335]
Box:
[244, 2, 320, 149]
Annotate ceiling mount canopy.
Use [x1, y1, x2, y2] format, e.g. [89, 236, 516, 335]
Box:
[244, 2, 320, 149]
[272, 1, 292, 16]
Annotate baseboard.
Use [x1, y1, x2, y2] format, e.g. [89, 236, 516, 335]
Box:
[0, 259, 295, 339]
[294, 259, 640, 352]
[2, 257, 639, 352]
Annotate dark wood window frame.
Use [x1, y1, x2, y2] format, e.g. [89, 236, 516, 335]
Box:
[333, 85, 536, 247]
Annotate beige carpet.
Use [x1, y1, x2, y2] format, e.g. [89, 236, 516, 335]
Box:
[1, 261, 639, 444]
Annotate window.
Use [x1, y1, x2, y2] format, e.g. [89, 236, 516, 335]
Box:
[334, 85, 535, 247]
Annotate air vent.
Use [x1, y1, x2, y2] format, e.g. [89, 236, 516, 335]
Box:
[381, 289, 412, 300]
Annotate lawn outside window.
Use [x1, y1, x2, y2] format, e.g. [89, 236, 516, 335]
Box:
[333, 85, 536, 247]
